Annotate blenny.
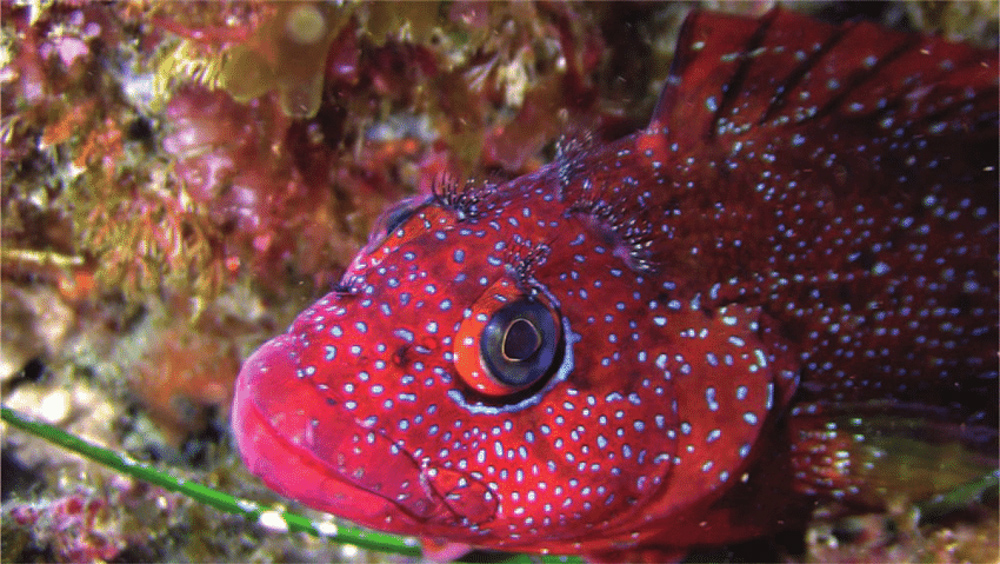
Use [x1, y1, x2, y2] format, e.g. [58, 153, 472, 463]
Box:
[232, 8, 998, 560]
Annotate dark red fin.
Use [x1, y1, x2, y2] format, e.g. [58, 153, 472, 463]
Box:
[651, 8, 997, 146]
[565, 7, 1000, 276]
[625, 9, 998, 417]
[543, 8, 997, 422]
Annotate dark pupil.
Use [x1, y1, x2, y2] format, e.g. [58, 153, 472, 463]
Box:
[502, 319, 541, 362]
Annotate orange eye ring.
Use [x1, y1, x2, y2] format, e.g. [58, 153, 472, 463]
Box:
[454, 276, 562, 397]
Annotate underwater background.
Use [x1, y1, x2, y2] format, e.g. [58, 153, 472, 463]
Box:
[2, 1, 997, 562]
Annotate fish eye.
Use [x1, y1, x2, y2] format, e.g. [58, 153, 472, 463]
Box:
[455, 279, 562, 397]
[480, 299, 558, 389]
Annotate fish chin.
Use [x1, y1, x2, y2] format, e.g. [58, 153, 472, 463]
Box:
[232, 334, 498, 536]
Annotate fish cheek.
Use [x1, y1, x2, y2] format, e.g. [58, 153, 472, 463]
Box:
[630, 305, 800, 524]
[542, 251, 800, 535]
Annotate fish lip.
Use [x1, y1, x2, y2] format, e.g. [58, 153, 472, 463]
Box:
[232, 334, 497, 535]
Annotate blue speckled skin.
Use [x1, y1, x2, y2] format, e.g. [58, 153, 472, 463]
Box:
[232, 9, 998, 559]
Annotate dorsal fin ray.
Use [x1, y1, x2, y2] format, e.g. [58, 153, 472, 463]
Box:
[543, 8, 998, 419]
[650, 9, 997, 146]
[554, 8, 997, 275]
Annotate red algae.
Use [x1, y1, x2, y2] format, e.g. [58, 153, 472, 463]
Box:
[131, 320, 239, 447]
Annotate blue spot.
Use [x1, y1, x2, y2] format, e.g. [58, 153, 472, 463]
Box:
[706, 387, 719, 411]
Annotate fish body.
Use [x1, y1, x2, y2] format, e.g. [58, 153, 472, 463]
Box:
[232, 9, 998, 558]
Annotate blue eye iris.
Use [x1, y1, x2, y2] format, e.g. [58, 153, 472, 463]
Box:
[481, 298, 560, 389]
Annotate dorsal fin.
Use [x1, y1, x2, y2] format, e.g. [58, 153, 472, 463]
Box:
[649, 8, 997, 145]
[547, 8, 997, 420]
[557, 7, 997, 279]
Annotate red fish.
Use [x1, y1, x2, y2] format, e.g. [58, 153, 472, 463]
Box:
[232, 9, 998, 560]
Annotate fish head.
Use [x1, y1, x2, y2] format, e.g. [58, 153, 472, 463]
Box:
[233, 172, 720, 545]
[233, 171, 797, 549]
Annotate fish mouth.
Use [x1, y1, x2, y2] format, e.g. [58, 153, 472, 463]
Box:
[231, 335, 498, 536]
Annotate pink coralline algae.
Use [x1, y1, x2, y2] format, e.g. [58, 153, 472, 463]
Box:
[4, 480, 182, 563]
